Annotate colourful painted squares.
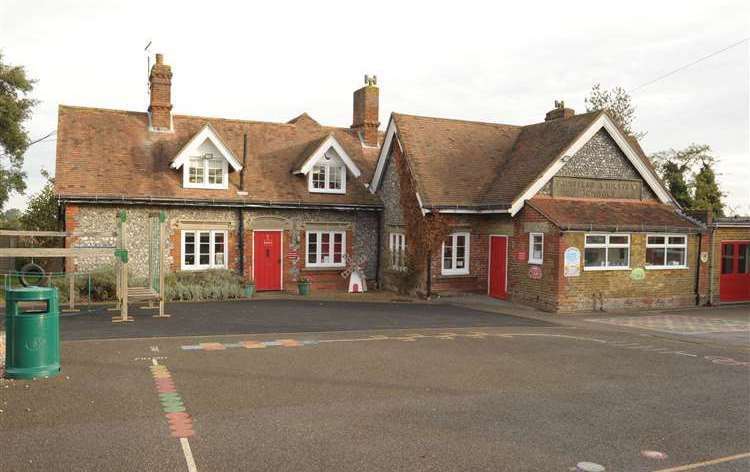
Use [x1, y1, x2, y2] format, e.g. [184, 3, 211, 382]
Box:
[150, 363, 194, 438]
[182, 339, 319, 351]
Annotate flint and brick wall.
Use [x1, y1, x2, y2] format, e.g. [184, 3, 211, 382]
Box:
[64, 203, 378, 291]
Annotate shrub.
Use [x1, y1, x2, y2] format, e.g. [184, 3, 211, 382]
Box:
[164, 270, 244, 302]
[50, 267, 119, 303]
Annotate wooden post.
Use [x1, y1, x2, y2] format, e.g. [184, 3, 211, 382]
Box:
[113, 210, 133, 323]
[154, 213, 170, 318]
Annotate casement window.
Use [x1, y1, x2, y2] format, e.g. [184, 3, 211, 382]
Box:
[389, 232, 406, 270]
[181, 230, 227, 270]
[646, 234, 687, 269]
[442, 232, 470, 275]
[528, 233, 544, 264]
[306, 231, 346, 267]
[185, 153, 228, 189]
[309, 157, 346, 194]
[584, 234, 630, 270]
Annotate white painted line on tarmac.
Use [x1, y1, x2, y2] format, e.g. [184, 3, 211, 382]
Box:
[651, 451, 750, 471]
[180, 437, 198, 472]
[152, 358, 159, 366]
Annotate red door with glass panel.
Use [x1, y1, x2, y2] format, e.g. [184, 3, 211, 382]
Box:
[254, 231, 282, 291]
[489, 236, 508, 299]
[720, 241, 750, 302]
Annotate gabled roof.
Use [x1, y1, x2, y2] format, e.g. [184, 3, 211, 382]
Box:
[371, 110, 673, 215]
[55, 106, 381, 208]
[291, 134, 362, 177]
[170, 123, 242, 171]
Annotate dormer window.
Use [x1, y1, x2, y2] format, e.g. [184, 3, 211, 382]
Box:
[293, 134, 361, 195]
[310, 158, 346, 193]
[170, 124, 243, 191]
[184, 152, 227, 189]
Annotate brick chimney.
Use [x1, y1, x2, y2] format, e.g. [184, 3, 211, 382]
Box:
[351, 75, 380, 147]
[545, 100, 575, 121]
[148, 53, 173, 131]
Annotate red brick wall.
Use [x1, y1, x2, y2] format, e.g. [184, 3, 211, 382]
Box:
[64, 204, 80, 272]
[507, 205, 561, 311]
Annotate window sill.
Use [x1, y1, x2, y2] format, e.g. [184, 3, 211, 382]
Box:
[438, 273, 474, 279]
[528, 260, 543, 265]
[303, 266, 345, 272]
[309, 189, 346, 194]
[181, 266, 228, 271]
[645, 266, 689, 270]
[583, 266, 631, 272]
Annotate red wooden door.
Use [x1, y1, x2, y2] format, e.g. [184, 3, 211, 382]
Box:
[254, 231, 282, 291]
[489, 236, 508, 299]
[720, 241, 750, 302]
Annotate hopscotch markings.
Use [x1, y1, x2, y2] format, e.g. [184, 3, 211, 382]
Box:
[149, 358, 198, 471]
[180, 332, 750, 369]
[135, 355, 168, 361]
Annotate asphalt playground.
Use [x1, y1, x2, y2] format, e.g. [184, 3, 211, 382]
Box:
[2, 299, 749, 471]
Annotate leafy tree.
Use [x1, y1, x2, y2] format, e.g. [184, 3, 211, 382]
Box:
[585, 83, 645, 139]
[0, 207, 22, 228]
[0, 52, 37, 209]
[692, 162, 725, 217]
[649, 144, 725, 215]
[660, 161, 693, 208]
[20, 169, 58, 232]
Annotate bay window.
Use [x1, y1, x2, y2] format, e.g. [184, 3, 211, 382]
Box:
[646, 234, 687, 268]
[182, 230, 227, 270]
[306, 231, 346, 267]
[442, 232, 470, 275]
[584, 234, 630, 270]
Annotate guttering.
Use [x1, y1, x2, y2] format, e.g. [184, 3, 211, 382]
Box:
[58, 195, 383, 212]
[422, 203, 512, 214]
[557, 223, 702, 234]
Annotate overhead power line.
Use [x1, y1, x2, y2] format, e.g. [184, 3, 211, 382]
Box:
[630, 36, 750, 93]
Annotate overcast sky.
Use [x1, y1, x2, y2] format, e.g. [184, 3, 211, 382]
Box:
[2, 0, 748, 213]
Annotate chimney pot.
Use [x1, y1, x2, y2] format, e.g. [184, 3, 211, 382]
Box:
[545, 100, 575, 121]
[148, 53, 173, 131]
[351, 75, 380, 147]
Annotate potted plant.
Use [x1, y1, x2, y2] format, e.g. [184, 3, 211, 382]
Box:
[297, 277, 311, 296]
[243, 281, 256, 298]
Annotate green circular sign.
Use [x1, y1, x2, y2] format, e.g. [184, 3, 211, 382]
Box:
[630, 267, 646, 281]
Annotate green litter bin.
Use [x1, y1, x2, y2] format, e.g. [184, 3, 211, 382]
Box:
[4, 286, 61, 379]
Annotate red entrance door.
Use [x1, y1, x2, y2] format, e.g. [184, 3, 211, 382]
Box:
[720, 241, 750, 302]
[254, 231, 282, 291]
[489, 236, 508, 299]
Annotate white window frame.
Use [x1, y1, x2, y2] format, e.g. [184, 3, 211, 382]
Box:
[183, 153, 229, 190]
[583, 233, 631, 271]
[305, 230, 347, 268]
[645, 234, 688, 269]
[308, 162, 347, 194]
[181, 229, 228, 271]
[442, 232, 470, 276]
[528, 232, 544, 264]
[389, 232, 406, 270]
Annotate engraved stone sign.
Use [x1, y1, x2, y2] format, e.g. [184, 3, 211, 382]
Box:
[552, 177, 642, 200]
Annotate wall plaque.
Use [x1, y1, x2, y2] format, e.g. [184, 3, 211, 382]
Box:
[563, 247, 580, 277]
[552, 177, 642, 200]
[528, 265, 542, 280]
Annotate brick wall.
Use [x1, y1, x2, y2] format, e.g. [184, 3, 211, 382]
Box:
[710, 226, 750, 304]
[556, 232, 700, 312]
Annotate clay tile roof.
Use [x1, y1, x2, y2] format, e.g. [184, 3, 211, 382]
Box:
[55, 106, 381, 207]
[392, 111, 602, 208]
[527, 197, 700, 232]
